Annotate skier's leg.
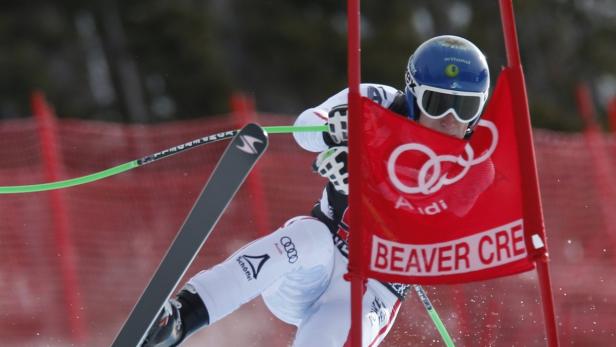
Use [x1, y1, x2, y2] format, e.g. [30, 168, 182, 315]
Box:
[143, 216, 334, 346]
[189, 216, 334, 324]
[141, 286, 209, 347]
[261, 218, 335, 326]
[292, 251, 401, 347]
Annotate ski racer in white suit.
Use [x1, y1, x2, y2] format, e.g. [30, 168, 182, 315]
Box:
[142, 35, 491, 347]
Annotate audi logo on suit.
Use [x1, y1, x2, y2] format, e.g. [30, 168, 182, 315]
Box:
[280, 236, 298, 263]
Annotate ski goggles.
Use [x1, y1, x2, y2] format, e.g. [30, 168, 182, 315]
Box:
[408, 80, 487, 124]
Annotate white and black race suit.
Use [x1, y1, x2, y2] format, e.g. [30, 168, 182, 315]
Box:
[187, 84, 410, 347]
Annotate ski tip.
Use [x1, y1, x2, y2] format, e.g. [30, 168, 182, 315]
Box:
[241, 123, 268, 138]
[235, 123, 269, 155]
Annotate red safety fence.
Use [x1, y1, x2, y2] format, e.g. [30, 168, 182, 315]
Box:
[0, 113, 615, 346]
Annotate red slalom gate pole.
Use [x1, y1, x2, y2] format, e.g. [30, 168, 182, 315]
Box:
[575, 83, 600, 131]
[346, 0, 365, 346]
[498, 1, 559, 346]
[607, 97, 616, 134]
[230, 93, 271, 235]
[574, 84, 616, 265]
[32, 91, 87, 344]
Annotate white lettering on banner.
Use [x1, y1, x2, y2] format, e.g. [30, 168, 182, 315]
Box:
[370, 219, 526, 276]
[387, 120, 498, 195]
[394, 197, 448, 215]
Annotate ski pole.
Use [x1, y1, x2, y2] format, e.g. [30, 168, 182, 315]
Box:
[414, 285, 456, 347]
[0, 125, 326, 194]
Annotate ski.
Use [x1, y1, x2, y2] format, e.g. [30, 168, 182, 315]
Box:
[111, 123, 269, 347]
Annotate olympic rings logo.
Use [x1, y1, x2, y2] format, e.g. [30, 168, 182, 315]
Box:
[280, 236, 298, 264]
[387, 120, 498, 195]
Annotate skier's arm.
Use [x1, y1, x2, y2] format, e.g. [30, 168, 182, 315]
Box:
[294, 84, 399, 194]
[293, 84, 400, 152]
[292, 107, 330, 152]
[292, 86, 353, 152]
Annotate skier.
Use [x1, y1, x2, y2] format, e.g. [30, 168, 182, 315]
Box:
[142, 35, 491, 347]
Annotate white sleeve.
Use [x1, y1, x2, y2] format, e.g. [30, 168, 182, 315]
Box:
[293, 84, 400, 152]
[292, 107, 329, 152]
[292, 88, 350, 153]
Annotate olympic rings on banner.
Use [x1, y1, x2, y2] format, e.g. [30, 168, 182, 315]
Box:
[387, 120, 498, 195]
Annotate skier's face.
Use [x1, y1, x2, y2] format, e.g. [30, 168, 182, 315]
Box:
[418, 111, 467, 139]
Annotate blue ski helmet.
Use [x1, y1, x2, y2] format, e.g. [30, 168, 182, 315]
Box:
[405, 35, 490, 132]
